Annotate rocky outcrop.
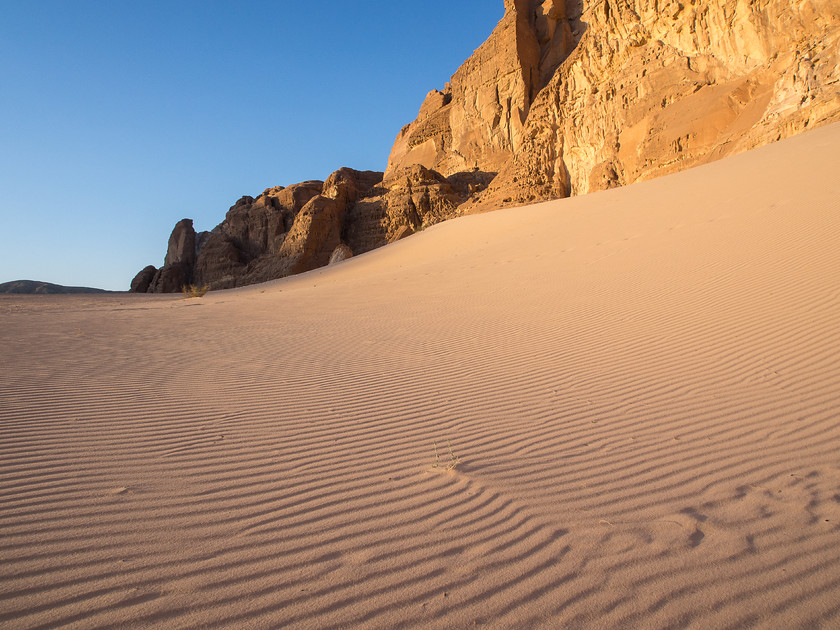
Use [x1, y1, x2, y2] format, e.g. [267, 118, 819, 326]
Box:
[143, 219, 198, 293]
[385, 0, 579, 178]
[133, 165, 495, 292]
[343, 166, 494, 255]
[278, 195, 347, 275]
[128, 219, 196, 294]
[163, 218, 197, 268]
[192, 181, 323, 289]
[329, 244, 353, 265]
[133, 1, 840, 291]
[129, 266, 157, 293]
[465, 0, 840, 207]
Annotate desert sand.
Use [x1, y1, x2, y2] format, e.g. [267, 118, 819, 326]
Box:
[2, 122, 840, 628]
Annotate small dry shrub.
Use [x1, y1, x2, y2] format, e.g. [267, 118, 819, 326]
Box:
[181, 284, 209, 298]
[432, 440, 461, 471]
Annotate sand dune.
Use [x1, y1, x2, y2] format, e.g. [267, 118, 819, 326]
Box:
[2, 123, 840, 628]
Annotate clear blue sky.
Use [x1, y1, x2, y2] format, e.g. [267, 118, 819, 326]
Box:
[0, 1, 503, 290]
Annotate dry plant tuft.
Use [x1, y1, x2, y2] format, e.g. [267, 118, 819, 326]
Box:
[182, 284, 209, 298]
[433, 440, 461, 471]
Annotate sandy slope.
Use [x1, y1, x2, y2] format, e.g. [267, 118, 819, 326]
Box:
[2, 123, 839, 629]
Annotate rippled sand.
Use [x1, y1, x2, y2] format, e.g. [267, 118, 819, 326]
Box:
[2, 123, 839, 629]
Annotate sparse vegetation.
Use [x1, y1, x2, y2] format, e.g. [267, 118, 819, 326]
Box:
[181, 284, 209, 298]
[433, 440, 461, 471]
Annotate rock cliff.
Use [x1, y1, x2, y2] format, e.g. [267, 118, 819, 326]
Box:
[455, 0, 840, 206]
[385, 0, 579, 178]
[132, 0, 840, 292]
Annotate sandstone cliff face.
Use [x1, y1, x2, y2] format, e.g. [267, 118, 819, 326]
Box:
[133, 1, 840, 292]
[467, 0, 840, 206]
[344, 166, 495, 256]
[385, 0, 580, 178]
[192, 181, 323, 289]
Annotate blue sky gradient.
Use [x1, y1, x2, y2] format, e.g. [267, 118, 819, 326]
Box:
[1, 1, 503, 290]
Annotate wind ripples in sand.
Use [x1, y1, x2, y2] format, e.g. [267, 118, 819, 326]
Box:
[1, 124, 839, 628]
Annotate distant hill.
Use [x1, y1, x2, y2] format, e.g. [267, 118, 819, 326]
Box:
[0, 280, 111, 294]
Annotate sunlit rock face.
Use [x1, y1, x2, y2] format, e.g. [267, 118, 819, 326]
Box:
[477, 0, 840, 207]
[388, 0, 840, 208]
[386, 0, 578, 179]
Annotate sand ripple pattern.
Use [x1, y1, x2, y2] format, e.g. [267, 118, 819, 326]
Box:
[2, 125, 840, 628]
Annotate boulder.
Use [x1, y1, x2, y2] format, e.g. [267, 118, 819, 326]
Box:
[328, 244, 353, 265]
[129, 266, 157, 293]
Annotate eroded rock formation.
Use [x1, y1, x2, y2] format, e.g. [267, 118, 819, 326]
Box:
[386, 0, 579, 178]
[133, 168, 491, 292]
[145, 219, 198, 293]
[132, 0, 840, 292]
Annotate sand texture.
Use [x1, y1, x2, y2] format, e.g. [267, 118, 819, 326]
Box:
[2, 123, 840, 628]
